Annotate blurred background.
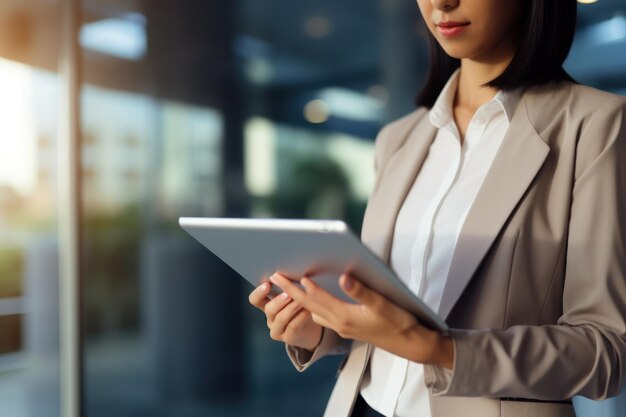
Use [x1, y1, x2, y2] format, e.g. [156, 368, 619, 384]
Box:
[0, 0, 625, 416]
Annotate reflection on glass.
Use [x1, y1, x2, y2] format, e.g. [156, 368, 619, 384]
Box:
[0, 57, 60, 417]
[77, 0, 625, 416]
[245, 117, 374, 232]
[81, 82, 231, 416]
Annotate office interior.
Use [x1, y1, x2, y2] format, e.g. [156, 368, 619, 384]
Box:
[0, 0, 625, 416]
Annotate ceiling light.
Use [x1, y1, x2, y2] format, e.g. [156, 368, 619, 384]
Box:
[304, 100, 330, 124]
[80, 15, 147, 61]
[318, 88, 384, 122]
[305, 16, 332, 39]
[586, 15, 626, 45]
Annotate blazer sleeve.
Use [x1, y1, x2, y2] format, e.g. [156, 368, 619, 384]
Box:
[285, 327, 351, 372]
[424, 98, 626, 400]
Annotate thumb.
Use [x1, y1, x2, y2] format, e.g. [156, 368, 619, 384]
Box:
[340, 274, 379, 306]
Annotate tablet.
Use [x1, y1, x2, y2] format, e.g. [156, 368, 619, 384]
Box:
[179, 217, 448, 332]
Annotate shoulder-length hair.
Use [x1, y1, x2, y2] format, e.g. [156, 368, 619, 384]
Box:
[417, 0, 578, 108]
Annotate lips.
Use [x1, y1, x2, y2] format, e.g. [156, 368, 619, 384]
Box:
[436, 21, 470, 38]
[437, 21, 470, 28]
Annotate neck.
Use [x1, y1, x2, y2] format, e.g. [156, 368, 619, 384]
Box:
[456, 43, 517, 111]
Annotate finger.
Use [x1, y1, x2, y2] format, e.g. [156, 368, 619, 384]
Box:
[284, 309, 320, 345]
[310, 313, 334, 331]
[249, 282, 272, 310]
[264, 291, 292, 323]
[271, 301, 303, 337]
[300, 276, 348, 316]
[284, 308, 314, 338]
[340, 273, 384, 309]
[271, 274, 336, 322]
[269, 273, 308, 301]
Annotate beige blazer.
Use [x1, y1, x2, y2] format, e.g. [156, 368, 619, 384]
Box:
[286, 81, 626, 417]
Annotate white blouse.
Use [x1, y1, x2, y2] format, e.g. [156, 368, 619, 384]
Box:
[359, 69, 522, 417]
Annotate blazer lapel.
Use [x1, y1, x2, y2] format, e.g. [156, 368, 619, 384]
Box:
[361, 112, 437, 263]
[437, 94, 550, 320]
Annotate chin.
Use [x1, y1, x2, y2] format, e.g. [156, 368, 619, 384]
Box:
[437, 39, 485, 61]
[439, 45, 470, 60]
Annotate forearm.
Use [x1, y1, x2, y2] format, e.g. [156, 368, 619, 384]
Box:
[425, 324, 626, 400]
[383, 325, 455, 369]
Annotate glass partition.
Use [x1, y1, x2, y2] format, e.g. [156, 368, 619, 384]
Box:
[77, 1, 626, 416]
[0, 1, 62, 416]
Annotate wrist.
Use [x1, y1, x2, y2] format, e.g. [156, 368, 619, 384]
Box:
[403, 326, 454, 369]
[302, 326, 324, 352]
[434, 335, 455, 369]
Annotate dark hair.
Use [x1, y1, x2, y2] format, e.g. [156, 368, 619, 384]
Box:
[417, 0, 578, 108]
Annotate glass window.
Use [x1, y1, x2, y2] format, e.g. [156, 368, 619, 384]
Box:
[78, 1, 626, 417]
[565, 1, 626, 95]
[0, 1, 62, 415]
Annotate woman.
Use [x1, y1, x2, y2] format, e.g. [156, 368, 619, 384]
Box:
[249, 0, 626, 416]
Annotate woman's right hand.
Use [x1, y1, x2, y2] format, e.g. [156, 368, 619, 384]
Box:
[249, 280, 323, 352]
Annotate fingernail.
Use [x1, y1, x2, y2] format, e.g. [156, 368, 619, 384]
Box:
[343, 275, 353, 290]
[280, 292, 290, 301]
[270, 274, 278, 284]
[260, 283, 269, 292]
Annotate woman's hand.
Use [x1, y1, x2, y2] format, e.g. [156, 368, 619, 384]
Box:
[249, 281, 323, 351]
[270, 273, 454, 369]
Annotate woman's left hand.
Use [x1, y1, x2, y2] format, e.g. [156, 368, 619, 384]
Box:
[269, 272, 454, 369]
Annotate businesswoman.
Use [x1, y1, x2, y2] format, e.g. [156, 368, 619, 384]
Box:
[249, 0, 626, 416]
